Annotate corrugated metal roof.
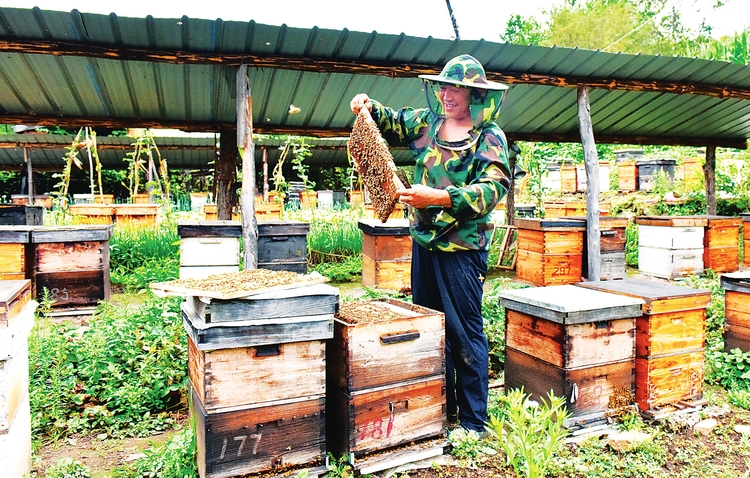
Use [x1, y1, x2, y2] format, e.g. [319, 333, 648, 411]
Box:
[0, 5, 748, 176]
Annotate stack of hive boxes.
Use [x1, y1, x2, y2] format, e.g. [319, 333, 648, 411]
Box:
[721, 272, 750, 353]
[181, 282, 338, 478]
[0, 227, 30, 281]
[635, 216, 706, 279]
[743, 213, 750, 267]
[565, 216, 629, 280]
[0, 280, 36, 478]
[358, 219, 412, 292]
[515, 218, 587, 286]
[699, 215, 741, 273]
[500, 285, 643, 427]
[579, 279, 710, 412]
[326, 299, 446, 468]
[177, 220, 241, 279]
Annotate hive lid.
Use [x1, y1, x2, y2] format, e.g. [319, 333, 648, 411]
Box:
[358, 219, 411, 236]
[720, 272, 750, 293]
[177, 219, 243, 238]
[0, 280, 31, 324]
[257, 220, 310, 236]
[577, 279, 711, 313]
[634, 216, 708, 227]
[0, 226, 32, 243]
[31, 225, 114, 243]
[500, 285, 643, 324]
[514, 218, 587, 231]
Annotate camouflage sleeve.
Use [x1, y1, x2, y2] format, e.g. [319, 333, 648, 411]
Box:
[445, 128, 511, 221]
[369, 100, 429, 146]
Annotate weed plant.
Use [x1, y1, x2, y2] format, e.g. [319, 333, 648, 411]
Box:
[285, 206, 363, 265]
[486, 388, 570, 478]
[109, 221, 180, 291]
[44, 458, 91, 478]
[29, 295, 187, 441]
[112, 425, 197, 477]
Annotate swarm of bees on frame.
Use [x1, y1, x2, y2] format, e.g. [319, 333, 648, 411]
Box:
[347, 108, 402, 223]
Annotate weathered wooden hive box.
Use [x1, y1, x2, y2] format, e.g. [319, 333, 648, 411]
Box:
[68, 204, 115, 224]
[179, 280, 337, 478]
[327, 299, 445, 458]
[30, 225, 113, 308]
[515, 218, 586, 286]
[618, 161, 638, 192]
[697, 215, 741, 273]
[500, 285, 643, 424]
[577, 279, 710, 412]
[0, 204, 43, 226]
[566, 216, 628, 280]
[560, 163, 577, 193]
[358, 219, 411, 292]
[743, 213, 750, 266]
[635, 216, 706, 279]
[177, 220, 241, 279]
[720, 272, 750, 353]
[0, 227, 31, 280]
[113, 204, 160, 228]
[637, 159, 675, 191]
[0, 280, 36, 478]
[257, 221, 310, 274]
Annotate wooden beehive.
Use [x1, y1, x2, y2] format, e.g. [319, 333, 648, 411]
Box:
[515, 218, 586, 286]
[114, 204, 160, 227]
[0, 205, 43, 226]
[566, 216, 629, 281]
[743, 213, 750, 266]
[0, 227, 30, 281]
[257, 221, 310, 274]
[500, 285, 643, 419]
[327, 299, 445, 457]
[721, 272, 750, 352]
[635, 216, 706, 279]
[30, 225, 113, 308]
[560, 164, 577, 193]
[577, 279, 710, 411]
[191, 385, 325, 478]
[543, 202, 566, 218]
[634, 351, 704, 411]
[0, 281, 35, 478]
[618, 161, 638, 192]
[699, 215, 741, 273]
[68, 204, 114, 224]
[178, 220, 242, 279]
[358, 219, 411, 292]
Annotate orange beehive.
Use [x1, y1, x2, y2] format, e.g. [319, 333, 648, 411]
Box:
[721, 272, 750, 353]
[700, 215, 741, 273]
[560, 164, 578, 193]
[515, 218, 585, 286]
[358, 219, 412, 292]
[618, 161, 638, 192]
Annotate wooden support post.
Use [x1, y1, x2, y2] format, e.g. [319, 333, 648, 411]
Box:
[237, 65, 258, 269]
[704, 145, 717, 215]
[23, 146, 33, 204]
[217, 127, 236, 220]
[505, 142, 517, 226]
[262, 147, 269, 203]
[577, 85, 601, 281]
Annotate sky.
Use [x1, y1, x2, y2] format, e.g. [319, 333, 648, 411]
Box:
[0, 0, 747, 41]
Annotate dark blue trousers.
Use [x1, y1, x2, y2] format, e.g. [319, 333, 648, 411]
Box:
[411, 242, 489, 432]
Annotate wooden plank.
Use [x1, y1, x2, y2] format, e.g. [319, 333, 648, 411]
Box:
[500, 284, 644, 325]
[186, 284, 338, 323]
[504, 347, 634, 418]
[0, 227, 31, 244]
[189, 336, 325, 412]
[726, 290, 750, 327]
[505, 309, 634, 368]
[635, 351, 704, 411]
[327, 376, 445, 457]
[0, 392, 31, 478]
[636, 309, 705, 357]
[328, 302, 444, 391]
[182, 304, 333, 350]
[704, 223, 740, 247]
[354, 439, 448, 476]
[192, 388, 325, 478]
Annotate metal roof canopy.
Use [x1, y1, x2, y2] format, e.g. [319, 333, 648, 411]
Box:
[0, 6, 748, 152]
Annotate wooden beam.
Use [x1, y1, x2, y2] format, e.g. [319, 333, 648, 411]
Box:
[237, 66, 258, 270]
[4, 39, 750, 100]
[0, 142, 216, 150]
[704, 146, 717, 215]
[577, 85, 601, 282]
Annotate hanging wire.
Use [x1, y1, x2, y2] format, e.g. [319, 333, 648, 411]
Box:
[445, 0, 460, 40]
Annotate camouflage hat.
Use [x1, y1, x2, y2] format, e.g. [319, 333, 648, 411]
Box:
[419, 54, 508, 91]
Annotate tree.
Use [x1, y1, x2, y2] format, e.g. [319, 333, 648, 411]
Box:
[501, 14, 548, 45]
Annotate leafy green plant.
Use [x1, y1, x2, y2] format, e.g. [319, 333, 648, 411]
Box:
[448, 427, 493, 468]
[45, 458, 91, 478]
[728, 389, 750, 410]
[681, 272, 725, 342]
[486, 388, 570, 478]
[291, 138, 315, 190]
[112, 425, 197, 478]
[313, 255, 361, 282]
[625, 220, 638, 267]
[325, 453, 353, 478]
[109, 221, 180, 291]
[705, 347, 750, 392]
